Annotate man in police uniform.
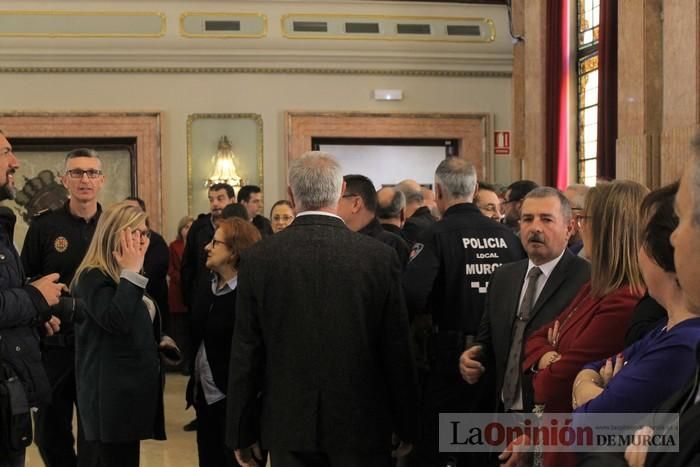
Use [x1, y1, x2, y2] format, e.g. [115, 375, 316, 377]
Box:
[403, 157, 525, 467]
[21, 148, 104, 467]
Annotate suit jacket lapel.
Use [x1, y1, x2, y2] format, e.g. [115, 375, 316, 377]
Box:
[507, 261, 530, 324]
[529, 250, 573, 320]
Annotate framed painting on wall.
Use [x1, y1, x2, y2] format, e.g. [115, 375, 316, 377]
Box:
[8, 137, 135, 248]
[187, 113, 263, 216]
[0, 112, 162, 248]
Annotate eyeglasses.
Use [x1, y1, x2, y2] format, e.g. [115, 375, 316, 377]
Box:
[131, 228, 151, 239]
[0, 148, 14, 157]
[210, 238, 228, 248]
[66, 169, 102, 179]
[272, 215, 294, 222]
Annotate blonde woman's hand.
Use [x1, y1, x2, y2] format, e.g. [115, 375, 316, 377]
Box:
[113, 227, 149, 273]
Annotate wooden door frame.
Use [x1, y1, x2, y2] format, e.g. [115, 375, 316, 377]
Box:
[286, 111, 492, 181]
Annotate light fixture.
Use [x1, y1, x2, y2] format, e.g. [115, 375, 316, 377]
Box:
[205, 136, 242, 189]
[373, 89, 403, 101]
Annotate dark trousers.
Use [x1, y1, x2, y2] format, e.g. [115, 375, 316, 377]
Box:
[34, 347, 83, 467]
[407, 368, 490, 467]
[78, 440, 139, 467]
[194, 390, 236, 467]
[270, 450, 391, 467]
[0, 449, 24, 467]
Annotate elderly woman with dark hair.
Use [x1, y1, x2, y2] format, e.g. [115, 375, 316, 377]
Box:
[571, 181, 700, 414]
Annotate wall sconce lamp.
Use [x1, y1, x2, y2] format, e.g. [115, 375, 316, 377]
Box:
[206, 136, 242, 189]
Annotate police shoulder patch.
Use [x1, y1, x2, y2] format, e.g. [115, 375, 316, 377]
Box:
[54, 236, 69, 253]
[408, 242, 424, 262]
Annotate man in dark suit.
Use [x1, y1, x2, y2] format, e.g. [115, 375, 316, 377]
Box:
[237, 185, 273, 236]
[226, 151, 419, 467]
[181, 182, 235, 310]
[338, 174, 410, 268]
[458, 187, 590, 463]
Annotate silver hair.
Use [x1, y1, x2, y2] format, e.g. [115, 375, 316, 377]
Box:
[395, 180, 424, 204]
[434, 158, 477, 200]
[523, 186, 572, 222]
[288, 151, 343, 211]
[692, 133, 700, 225]
[376, 188, 406, 219]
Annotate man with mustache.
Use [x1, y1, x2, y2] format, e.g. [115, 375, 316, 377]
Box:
[0, 130, 65, 467]
[459, 187, 590, 449]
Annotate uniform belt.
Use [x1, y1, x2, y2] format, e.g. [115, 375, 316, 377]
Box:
[42, 334, 75, 348]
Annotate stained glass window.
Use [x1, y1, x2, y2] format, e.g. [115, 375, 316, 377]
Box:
[577, 0, 600, 186]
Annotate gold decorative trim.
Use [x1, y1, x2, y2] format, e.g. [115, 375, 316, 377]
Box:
[186, 113, 264, 216]
[280, 13, 495, 43]
[0, 10, 165, 38]
[179, 12, 267, 39]
[0, 67, 511, 78]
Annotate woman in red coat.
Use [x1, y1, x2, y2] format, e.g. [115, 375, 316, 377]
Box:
[503, 181, 648, 467]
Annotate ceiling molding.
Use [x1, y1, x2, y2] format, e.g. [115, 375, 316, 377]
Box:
[0, 66, 512, 77]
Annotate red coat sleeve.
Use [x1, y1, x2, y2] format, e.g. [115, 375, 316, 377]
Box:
[522, 284, 590, 372]
[527, 287, 641, 411]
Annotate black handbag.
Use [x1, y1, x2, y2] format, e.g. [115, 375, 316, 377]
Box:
[0, 362, 32, 455]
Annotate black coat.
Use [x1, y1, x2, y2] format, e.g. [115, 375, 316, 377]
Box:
[73, 269, 165, 443]
[226, 214, 419, 454]
[0, 208, 51, 407]
[475, 250, 591, 412]
[181, 214, 215, 309]
[359, 217, 410, 268]
[402, 206, 435, 245]
[186, 285, 237, 406]
[252, 215, 273, 237]
[143, 231, 170, 325]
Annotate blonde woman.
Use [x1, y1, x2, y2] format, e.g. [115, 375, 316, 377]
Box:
[71, 202, 178, 467]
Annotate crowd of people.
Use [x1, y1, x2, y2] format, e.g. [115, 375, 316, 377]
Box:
[1, 126, 700, 467]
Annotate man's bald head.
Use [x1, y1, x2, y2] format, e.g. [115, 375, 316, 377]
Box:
[377, 187, 406, 227]
[396, 179, 424, 218]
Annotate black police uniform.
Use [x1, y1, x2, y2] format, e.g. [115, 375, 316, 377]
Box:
[402, 202, 525, 467]
[20, 201, 101, 467]
[402, 205, 436, 245]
